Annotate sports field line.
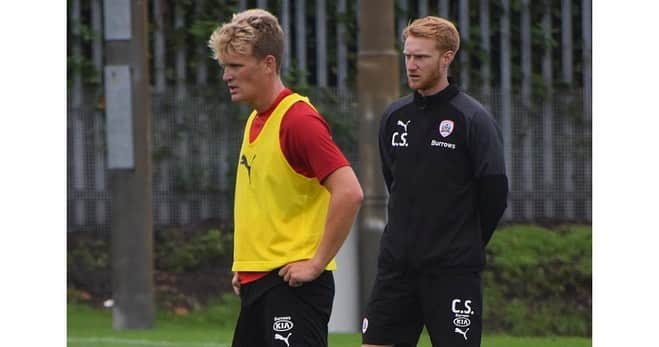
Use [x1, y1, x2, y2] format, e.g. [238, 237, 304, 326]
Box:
[67, 336, 229, 347]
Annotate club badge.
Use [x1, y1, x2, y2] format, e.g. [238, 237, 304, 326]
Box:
[439, 120, 454, 138]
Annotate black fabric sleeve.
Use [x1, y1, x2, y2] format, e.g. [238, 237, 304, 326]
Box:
[479, 175, 508, 246]
[468, 109, 509, 246]
[379, 113, 394, 193]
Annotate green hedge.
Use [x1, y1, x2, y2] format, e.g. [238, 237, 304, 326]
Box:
[154, 227, 232, 272]
[67, 226, 234, 310]
[483, 225, 592, 336]
[68, 224, 591, 336]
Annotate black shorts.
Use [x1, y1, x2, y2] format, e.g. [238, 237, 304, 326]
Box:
[362, 269, 482, 347]
[231, 270, 334, 347]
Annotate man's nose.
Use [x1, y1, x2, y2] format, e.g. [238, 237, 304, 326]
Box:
[406, 58, 417, 71]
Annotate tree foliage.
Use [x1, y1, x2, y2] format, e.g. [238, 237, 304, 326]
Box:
[68, 0, 589, 96]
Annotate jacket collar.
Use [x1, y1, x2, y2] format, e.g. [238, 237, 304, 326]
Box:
[413, 79, 459, 109]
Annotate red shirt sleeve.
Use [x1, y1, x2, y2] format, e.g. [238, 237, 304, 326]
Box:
[280, 102, 351, 182]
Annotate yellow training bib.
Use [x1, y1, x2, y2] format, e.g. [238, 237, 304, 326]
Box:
[232, 93, 335, 272]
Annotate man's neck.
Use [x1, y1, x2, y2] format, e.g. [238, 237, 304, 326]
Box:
[418, 76, 449, 96]
[252, 78, 286, 113]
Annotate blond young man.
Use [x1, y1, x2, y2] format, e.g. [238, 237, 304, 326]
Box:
[208, 9, 363, 347]
[361, 16, 508, 347]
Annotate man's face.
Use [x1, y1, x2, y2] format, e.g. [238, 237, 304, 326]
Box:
[219, 49, 266, 104]
[403, 36, 445, 93]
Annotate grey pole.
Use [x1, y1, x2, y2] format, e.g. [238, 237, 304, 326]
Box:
[520, 0, 534, 221]
[103, 0, 155, 330]
[357, 0, 399, 312]
[500, 0, 513, 221]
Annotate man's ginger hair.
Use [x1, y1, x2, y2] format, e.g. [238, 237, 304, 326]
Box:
[208, 9, 284, 73]
[402, 16, 460, 54]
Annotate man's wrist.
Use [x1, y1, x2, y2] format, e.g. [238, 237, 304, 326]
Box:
[310, 257, 325, 273]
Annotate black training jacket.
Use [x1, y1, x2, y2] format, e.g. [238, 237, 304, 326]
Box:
[378, 82, 508, 274]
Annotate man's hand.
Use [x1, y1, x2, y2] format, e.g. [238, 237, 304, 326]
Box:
[278, 259, 324, 287]
[231, 272, 241, 295]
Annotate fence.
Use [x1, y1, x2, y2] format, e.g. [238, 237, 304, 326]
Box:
[69, 0, 592, 101]
[68, 0, 592, 232]
[67, 85, 590, 233]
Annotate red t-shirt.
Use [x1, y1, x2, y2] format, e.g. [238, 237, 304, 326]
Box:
[239, 88, 350, 285]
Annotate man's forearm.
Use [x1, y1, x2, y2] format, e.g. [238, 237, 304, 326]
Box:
[479, 175, 508, 246]
[312, 167, 363, 269]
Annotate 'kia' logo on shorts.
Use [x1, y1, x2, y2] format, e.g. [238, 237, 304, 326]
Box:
[453, 317, 471, 327]
[273, 320, 293, 332]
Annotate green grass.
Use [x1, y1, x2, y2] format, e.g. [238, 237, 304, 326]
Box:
[68, 302, 591, 347]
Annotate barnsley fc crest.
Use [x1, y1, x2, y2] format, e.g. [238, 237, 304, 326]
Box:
[439, 120, 454, 138]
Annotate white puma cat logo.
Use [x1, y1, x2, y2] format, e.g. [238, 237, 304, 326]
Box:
[397, 120, 411, 132]
[454, 327, 469, 340]
[274, 332, 292, 346]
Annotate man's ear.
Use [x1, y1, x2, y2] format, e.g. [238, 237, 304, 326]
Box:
[263, 55, 277, 74]
[442, 50, 455, 65]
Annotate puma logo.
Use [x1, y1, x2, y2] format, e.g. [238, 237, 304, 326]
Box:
[397, 120, 411, 132]
[274, 332, 292, 346]
[239, 154, 255, 183]
[454, 327, 469, 340]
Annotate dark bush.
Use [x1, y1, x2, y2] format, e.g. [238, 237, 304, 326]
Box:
[154, 227, 232, 272]
[483, 225, 592, 336]
[67, 224, 234, 309]
[67, 223, 592, 336]
[67, 232, 112, 297]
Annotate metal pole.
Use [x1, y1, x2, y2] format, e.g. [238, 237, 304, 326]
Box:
[500, 0, 513, 221]
[103, 0, 154, 330]
[357, 0, 399, 312]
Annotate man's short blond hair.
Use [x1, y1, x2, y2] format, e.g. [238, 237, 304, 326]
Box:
[402, 16, 460, 53]
[208, 9, 284, 72]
